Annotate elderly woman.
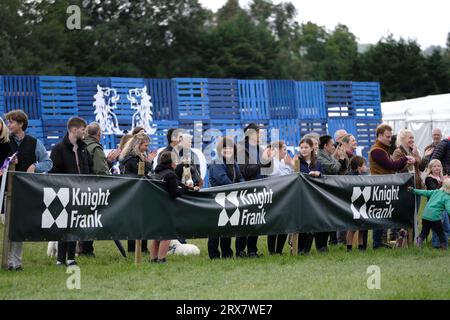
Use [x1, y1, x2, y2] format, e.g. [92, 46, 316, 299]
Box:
[393, 129, 429, 190]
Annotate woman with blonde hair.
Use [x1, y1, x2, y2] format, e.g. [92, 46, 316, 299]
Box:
[424, 159, 450, 248]
[119, 132, 156, 177]
[119, 132, 156, 254]
[393, 129, 428, 189]
[0, 118, 12, 171]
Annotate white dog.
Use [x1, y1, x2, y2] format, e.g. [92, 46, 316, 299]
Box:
[167, 240, 200, 256]
[47, 241, 58, 257]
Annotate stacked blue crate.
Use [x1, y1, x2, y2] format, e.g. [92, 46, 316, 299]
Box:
[268, 80, 297, 119]
[295, 81, 328, 143]
[352, 82, 382, 157]
[269, 119, 301, 147]
[149, 120, 179, 150]
[27, 120, 44, 142]
[100, 134, 118, 150]
[76, 77, 111, 123]
[174, 78, 210, 149]
[145, 79, 178, 120]
[295, 81, 327, 120]
[238, 80, 269, 121]
[325, 81, 381, 157]
[175, 78, 209, 121]
[0, 77, 4, 115]
[3, 75, 40, 118]
[39, 76, 78, 149]
[298, 119, 328, 138]
[208, 78, 240, 120]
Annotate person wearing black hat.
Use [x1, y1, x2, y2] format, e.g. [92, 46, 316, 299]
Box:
[235, 123, 272, 258]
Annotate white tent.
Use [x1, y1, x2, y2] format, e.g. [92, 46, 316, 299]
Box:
[381, 93, 450, 153]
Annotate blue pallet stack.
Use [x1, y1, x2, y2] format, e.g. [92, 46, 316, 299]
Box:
[0, 75, 382, 155]
[149, 120, 179, 150]
[325, 81, 381, 157]
[268, 80, 297, 119]
[40, 76, 78, 149]
[3, 75, 40, 119]
[145, 78, 178, 121]
[175, 78, 209, 121]
[294, 81, 328, 140]
[269, 119, 301, 147]
[238, 80, 269, 122]
[27, 119, 44, 142]
[207, 78, 240, 120]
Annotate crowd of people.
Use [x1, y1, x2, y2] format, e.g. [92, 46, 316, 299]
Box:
[1, 109, 449, 270]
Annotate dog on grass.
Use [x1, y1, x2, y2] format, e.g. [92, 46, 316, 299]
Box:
[167, 240, 200, 256]
[47, 241, 58, 257]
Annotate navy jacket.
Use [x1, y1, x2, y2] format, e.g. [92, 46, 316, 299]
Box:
[208, 160, 244, 187]
[299, 157, 323, 175]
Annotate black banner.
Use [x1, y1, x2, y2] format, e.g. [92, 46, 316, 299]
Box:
[9, 172, 415, 241]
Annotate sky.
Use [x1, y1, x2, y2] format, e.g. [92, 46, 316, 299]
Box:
[199, 0, 450, 49]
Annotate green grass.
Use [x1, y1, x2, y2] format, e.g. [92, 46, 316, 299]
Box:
[1, 228, 449, 300]
[1, 199, 449, 299]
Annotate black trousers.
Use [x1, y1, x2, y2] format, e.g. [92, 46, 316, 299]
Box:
[328, 232, 337, 245]
[78, 241, 94, 254]
[420, 219, 447, 244]
[57, 241, 76, 263]
[208, 237, 233, 259]
[127, 240, 148, 252]
[314, 232, 329, 250]
[298, 233, 314, 254]
[267, 234, 288, 254]
[235, 236, 258, 255]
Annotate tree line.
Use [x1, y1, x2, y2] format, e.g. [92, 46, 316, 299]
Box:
[1, 0, 449, 101]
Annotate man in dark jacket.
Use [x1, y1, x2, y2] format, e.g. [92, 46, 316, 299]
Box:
[431, 137, 450, 175]
[235, 123, 272, 258]
[50, 117, 92, 266]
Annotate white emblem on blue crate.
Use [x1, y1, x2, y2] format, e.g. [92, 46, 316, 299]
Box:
[128, 85, 156, 135]
[93, 85, 123, 135]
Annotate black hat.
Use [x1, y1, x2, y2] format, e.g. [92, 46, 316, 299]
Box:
[244, 123, 260, 132]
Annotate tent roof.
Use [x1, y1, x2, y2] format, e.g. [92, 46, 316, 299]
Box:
[381, 93, 450, 122]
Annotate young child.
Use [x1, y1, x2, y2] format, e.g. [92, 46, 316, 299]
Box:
[346, 156, 368, 251]
[424, 159, 449, 248]
[409, 177, 450, 249]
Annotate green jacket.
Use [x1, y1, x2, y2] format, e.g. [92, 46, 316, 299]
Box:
[411, 189, 450, 221]
[83, 136, 109, 175]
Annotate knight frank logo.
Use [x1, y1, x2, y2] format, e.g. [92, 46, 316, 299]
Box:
[351, 185, 400, 219]
[42, 188, 70, 228]
[41, 187, 110, 229]
[215, 188, 273, 227]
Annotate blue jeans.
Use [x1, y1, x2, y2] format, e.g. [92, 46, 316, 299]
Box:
[431, 212, 450, 248]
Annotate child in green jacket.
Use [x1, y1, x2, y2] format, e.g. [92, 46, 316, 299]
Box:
[409, 178, 450, 249]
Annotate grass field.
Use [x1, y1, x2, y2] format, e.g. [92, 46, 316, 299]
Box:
[1, 225, 449, 300]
